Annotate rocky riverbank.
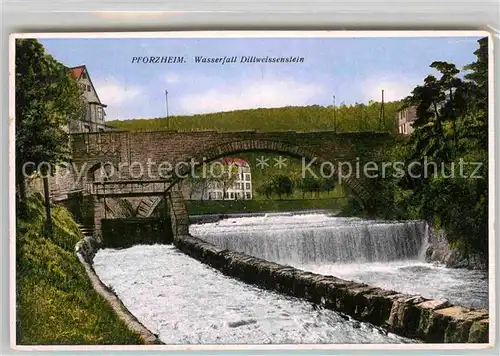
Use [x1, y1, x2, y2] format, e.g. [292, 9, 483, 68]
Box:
[425, 225, 487, 270]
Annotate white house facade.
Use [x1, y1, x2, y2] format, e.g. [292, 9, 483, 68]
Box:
[397, 106, 417, 135]
[181, 157, 253, 201]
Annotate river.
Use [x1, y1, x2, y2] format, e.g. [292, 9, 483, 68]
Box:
[190, 213, 488, 310]
[94, 245, 414, 344]
[93, 212, 487, 345]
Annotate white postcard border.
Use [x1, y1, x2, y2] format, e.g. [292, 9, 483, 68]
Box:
[8, 30, 497, 351]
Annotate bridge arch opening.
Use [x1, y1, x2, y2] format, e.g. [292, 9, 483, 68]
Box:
[147, 139, 372, 218]
[85, 161, 121, 183]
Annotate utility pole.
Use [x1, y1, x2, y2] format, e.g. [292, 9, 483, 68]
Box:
[165, 89, 169, 130]
[379, 89, 385, 131]
[333, 94, 337, 132]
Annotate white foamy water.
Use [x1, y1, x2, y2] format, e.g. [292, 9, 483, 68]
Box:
[190, 213, 488, 309]
[93, 245, 416, 344]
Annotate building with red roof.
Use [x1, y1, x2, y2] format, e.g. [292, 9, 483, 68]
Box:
[220, 157, 250, 167]
[68, 65, 108, 133]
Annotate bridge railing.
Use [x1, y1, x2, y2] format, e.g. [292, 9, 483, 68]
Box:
[88, 180, 170, 197]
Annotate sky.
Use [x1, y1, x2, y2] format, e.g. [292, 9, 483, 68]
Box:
[39, 36, 481, 121]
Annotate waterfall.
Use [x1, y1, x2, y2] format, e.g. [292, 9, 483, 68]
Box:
[190, 214, 428, 265]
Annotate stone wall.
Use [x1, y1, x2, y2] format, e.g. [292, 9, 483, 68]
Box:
[174, 234, 489, 344]
[25, 165, 83, 203]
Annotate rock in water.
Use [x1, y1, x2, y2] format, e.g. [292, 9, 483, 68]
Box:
[228, 319, 257, 328]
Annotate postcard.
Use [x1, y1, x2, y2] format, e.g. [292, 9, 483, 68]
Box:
[9, 31, 494, 350]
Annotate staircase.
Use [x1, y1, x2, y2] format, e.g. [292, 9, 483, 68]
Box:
[78, 224, 94, 237]
[168, 190, 189, 236]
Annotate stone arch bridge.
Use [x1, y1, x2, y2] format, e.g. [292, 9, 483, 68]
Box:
[69, 130, 398, 238]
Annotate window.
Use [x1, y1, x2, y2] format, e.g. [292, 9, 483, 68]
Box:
[244, 173, 251, 181]
[230, 192, 234, 199]
[99, 128, 105, 133]
[87, 85, 91, 92]
[97, 107, 103, 121]
[245, 183, 251, 190]
[245, 192, 251, 199]
[83, 124, 90, 132]
[217, 192, 222, 199]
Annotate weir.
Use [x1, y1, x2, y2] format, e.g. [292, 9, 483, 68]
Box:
[178, 213, 489, 343]
[190, 215, 427, 265]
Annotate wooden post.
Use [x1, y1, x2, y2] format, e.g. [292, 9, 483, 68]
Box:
[42, 175, 53, 237]
[164, 190, 173, 243]
[103, 183, 107, 219]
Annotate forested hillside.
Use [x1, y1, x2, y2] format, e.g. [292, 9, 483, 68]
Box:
[107, 101, 402, 133]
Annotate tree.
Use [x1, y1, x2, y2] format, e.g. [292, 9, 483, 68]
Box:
[395, 37, 489, 264]
[298, 176, 321, 198]
[271, 175, 294, 199]
[321, 178, 336, 196]
[213, 163, 239, 200]
[463, 37, 488, 149]
[430, 61, 462, 153]
[256, 183, 274, 199]
[15, 39, 84, 214]
[184, 175, 211, 200]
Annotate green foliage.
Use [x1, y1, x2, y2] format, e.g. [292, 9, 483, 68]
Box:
[363, 37, 489, 264]
[256, 183, 275, 199]
[297, 176, 322, 198]
[15, 39, 84, 208]
[268, 175, 294, 199]
[107, 101, 401, 133]
[16, 194, 143, 345]
[217, 152, 346, 201]
[63, 192, 95, 226]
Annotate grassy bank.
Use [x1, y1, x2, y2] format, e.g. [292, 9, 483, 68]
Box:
[186, 198, 348, 215]
[16, 194, 143, 345]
